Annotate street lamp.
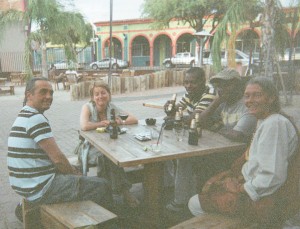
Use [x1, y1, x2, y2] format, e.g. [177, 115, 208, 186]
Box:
[194, 30, 212, 67]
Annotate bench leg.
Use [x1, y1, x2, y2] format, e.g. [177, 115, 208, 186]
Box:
[22, 199, 41, 229]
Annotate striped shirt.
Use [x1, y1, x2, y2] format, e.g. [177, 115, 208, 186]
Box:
[179, 84, 217, 115]
[7, 106, 56, 201]
[211, 98, 257, 139]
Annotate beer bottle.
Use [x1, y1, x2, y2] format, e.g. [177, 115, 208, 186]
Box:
[178, 106, 183, 121]
[109, 108, 118, 139]
[188, 119, 198, 145]
[173, 111, 184, 141]
[194, 113, 202, 138]
[167, 93, 177, 114]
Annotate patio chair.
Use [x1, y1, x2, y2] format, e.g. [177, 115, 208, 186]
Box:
[52, 73, 66, 90]
[10, 73, 24, 86]
[65, 73, 78, 90]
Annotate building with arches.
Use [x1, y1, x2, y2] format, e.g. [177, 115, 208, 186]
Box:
[94, 8, 300, 68]
[94, 19, 199, 67]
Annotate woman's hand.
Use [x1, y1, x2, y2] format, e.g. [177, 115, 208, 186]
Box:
[99, 120, 110, 127]
[115, 117, 122, 125]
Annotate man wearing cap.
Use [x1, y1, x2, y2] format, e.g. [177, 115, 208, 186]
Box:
[200, 68, 256, 139]
[166, 68, 256, 213]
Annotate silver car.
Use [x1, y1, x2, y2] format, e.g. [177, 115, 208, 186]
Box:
[90, 58, 129, 70]
[54, 60, 79, 70]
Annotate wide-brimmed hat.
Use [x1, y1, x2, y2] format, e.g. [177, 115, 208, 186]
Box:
[210, 68, 241, 84]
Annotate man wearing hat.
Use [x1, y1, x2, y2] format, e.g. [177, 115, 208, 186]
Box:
[200, 68, 256, 139]
[166, 68, 256, 213]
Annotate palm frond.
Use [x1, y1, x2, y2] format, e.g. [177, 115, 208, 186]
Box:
[211, 0, 260, 71]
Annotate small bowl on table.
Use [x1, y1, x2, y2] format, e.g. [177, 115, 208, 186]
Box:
[145, 118, 156, 126]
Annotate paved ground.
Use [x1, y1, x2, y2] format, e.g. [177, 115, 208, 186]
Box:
[1, 84, 300, 228]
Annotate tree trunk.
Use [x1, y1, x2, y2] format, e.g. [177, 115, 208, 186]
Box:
[261, 0, 276, 79]
[41, 38, 48, 78]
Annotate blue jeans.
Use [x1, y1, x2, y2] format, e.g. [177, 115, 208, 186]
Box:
[31, 174, 113, 211]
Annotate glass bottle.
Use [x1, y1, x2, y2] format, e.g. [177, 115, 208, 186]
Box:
[166, 93, 177, 114]
[178, 106, 183, 121]
[109, 108, 118, 139]
[173, 111, 184, 141]
[194, 113, 202, 138]
[188, 119, 198, 145]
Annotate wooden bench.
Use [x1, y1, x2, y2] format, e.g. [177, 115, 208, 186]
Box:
[0, 85, 14, 95]
[22, 199, 117, 229]
[169, 213, 257, 229]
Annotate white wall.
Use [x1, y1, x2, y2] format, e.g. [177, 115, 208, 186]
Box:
[0, 22, 26, 72]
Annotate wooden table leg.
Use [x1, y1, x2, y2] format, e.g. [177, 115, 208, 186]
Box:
[143, 162, 164, 228]
[9, 85, 15, 95]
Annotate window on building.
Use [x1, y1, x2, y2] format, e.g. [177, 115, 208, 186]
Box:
[132, 37, 150, 56]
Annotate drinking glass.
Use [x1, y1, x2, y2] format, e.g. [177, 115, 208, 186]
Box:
[119, 113, 129, 129]
[150, 126, 163, 152]
[173, 126, 184, 141]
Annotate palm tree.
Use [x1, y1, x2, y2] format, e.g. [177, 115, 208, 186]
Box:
[0, 0, 92, 79]
[211, 0, 286, 78]
[46, 11, 93, 64]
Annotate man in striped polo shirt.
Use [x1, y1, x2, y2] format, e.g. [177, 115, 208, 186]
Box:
[164, 67, 217, 120]
[8, 78, 113, 222]
[164, 67, 217, 212]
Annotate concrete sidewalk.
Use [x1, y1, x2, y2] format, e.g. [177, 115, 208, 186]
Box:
[1, 85, 300, 228]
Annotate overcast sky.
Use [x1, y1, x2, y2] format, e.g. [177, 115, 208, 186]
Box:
[72, 0, 145, 23]
[66, 0, 297, 24]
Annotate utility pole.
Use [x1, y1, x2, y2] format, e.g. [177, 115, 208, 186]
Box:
[108, 0, 113, 88]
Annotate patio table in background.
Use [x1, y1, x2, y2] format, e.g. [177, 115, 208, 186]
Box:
[10, 72, 25, 86]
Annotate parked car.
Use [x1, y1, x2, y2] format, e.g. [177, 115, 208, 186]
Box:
[204, 49, 252, 66]
[53, 60, 80, 70]
[162, 52, 196, 68]
[282, 47, 300, 61]
[90, 58, 129, 70]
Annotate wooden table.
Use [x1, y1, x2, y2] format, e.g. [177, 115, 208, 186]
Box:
[0, 77, 6, 85]
[142, 97, 168, 109]
[10, 72, 25, 86]
[142, 101, 164, 109]
[80, 121, 246, 227]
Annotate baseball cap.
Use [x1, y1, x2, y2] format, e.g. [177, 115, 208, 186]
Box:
[210, 68, 241, 84]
